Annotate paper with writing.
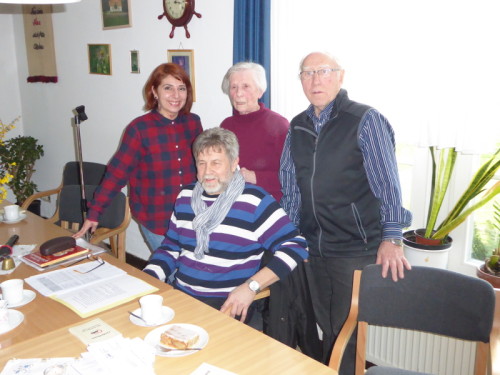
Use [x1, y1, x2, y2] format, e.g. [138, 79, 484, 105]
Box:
[25, 262, 158, 318]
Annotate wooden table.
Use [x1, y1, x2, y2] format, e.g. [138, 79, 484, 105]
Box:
[0, 205, 172, 348]
[0, 206, 336, 374]
[0, 289, 335, 374]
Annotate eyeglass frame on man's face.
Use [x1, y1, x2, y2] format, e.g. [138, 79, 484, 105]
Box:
[299, 68, 342, 81]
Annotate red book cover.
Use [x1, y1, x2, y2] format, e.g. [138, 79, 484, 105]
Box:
[22, 246, 90, 267]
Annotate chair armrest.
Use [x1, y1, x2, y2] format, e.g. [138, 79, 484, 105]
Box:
[21, 186, 62, 210]
[255, 287, 270, 300]
[90, 203, 132, 244]
[328, 270, 361, 372]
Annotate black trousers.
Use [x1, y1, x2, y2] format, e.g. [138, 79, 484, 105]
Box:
[305, 254, 376, 375]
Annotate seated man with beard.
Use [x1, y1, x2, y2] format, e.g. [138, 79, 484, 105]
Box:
[143, 127, 308, 323]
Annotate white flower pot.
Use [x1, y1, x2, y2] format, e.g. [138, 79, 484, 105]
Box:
[402, 230, 453, 269]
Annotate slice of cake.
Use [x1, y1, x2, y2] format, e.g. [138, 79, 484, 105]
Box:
[160, 325, 199, 349]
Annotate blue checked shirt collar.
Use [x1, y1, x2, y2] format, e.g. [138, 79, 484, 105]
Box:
[306, 100, 335, 134]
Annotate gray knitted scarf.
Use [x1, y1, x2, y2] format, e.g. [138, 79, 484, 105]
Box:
[191, 170, 245, 259]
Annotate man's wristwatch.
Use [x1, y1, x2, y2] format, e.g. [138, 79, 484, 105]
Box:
[384, 238, 403, 247]
[246, 279, 261, 293]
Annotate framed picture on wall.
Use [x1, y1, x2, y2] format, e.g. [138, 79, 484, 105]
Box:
[130, 50, 139, 73]
[101, 0, 131, 30]
[167, 49, 195, 101]
[88, 44, 112, 75]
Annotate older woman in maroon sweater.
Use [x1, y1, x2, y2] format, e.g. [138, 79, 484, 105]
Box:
[220, 62, 289, 202]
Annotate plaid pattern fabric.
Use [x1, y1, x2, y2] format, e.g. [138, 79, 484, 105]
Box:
[87, 110, 203, 235]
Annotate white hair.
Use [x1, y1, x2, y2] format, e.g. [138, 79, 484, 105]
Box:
[299, 52, 343, 71]
[221, 62, 267, 95]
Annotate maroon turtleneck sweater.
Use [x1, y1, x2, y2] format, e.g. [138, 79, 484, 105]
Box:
[221, 102, 289, 202]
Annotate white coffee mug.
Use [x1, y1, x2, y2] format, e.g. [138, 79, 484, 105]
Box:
[139, 294, 163, 325]
[1, 279, 24, 305]
[4, 205, 20, 221]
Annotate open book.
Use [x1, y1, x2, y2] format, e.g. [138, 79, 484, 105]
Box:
[25, 261, 158, 318]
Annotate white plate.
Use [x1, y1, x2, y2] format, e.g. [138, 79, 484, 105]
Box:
[0, 290, 36, 308]
[129, 306, 175, 327]
[0, 309, 24, 335]
[144, 323, 209, 357]
[2, 212, 27, 224]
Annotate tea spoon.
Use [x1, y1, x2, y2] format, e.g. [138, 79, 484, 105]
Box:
[128, 310, 148, 324]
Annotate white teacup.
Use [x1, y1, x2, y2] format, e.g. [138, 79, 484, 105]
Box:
[139, 294, 163, 325]
[4, 205, 20, 221]
[1, 279, 24, 305]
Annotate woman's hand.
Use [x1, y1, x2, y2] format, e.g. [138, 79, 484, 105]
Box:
[73, 219, 99, 239]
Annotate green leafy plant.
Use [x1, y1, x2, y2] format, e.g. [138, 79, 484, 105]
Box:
[424, 146, 500, 242]
[484, 201, 500, 276]
[0, 135, 44, 205]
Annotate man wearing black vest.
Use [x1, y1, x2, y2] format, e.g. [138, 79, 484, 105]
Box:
[279, 52, 412, 374]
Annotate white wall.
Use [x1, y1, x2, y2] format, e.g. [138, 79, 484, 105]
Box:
[1, 0, 234, 259]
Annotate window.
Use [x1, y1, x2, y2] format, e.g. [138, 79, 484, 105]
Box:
[271, 0, 500, 274]
[471, 152, 500, 262]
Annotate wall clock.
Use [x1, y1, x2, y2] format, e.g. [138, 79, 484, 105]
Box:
[158, 0, 202, 38]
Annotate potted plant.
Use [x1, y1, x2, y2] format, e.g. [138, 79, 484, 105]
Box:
[476, 201, 500, 288]
[0, 135, 44, 211]
[0, 117, 17, 205]
[403, 146, 500, 268]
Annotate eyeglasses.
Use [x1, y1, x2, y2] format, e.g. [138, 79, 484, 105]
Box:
[299, 68, 341, 80]
[67, 254, 105, 274]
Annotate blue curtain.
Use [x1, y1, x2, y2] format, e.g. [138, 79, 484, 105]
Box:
[233, 0, 271, 108]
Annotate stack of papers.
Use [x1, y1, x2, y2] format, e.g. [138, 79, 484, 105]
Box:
[76, 336, 156, 375]
[0, 336, 156, 375]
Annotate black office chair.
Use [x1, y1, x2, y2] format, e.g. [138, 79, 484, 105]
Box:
[329, 264, 495, 375]
[22, 161, 131, 261]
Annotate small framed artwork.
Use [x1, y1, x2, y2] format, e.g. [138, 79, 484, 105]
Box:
[88, 44, 112, 75]
[130, 50, 139, 73]
[101, 0, 131, 30]
[167, 49, 196, 101]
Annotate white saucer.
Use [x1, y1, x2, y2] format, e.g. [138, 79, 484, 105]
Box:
[0, 309, 24, 335]
[2, 213, 27, 224]
[0, 290, 36, 308]
[144, 323, 209, 357]
[129, 306, 175, 327]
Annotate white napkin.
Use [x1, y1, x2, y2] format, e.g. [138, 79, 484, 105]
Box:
[74, 336, 156, 375]
[190, 363, 239, 375]
[0, 337, 156, 375]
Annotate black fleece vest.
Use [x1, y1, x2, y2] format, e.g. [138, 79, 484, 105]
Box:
[290, 89, 382, 257]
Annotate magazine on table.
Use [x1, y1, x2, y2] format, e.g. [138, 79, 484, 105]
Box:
[25, 260, 158, 317]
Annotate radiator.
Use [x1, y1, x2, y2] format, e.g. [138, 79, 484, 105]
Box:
[366, 326, 477, 375]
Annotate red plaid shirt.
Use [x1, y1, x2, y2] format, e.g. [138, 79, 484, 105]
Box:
[87, 110, 203, 235]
